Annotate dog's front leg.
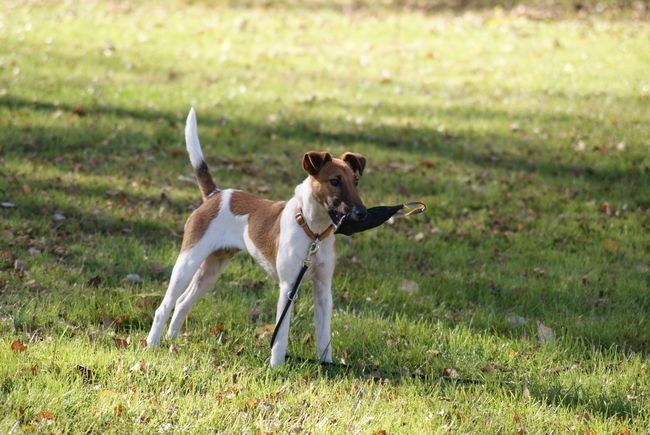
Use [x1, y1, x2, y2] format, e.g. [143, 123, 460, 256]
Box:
[312, 263, 334, 363]
[270, 281, 293, 367]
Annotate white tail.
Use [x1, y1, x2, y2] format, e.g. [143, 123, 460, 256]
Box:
[185, 107, 204, 169]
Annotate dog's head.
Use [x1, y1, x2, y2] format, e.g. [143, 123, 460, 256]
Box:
[302, 151, 367, 224]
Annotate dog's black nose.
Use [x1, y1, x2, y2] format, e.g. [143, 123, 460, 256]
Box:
[351, 206, 367, 221]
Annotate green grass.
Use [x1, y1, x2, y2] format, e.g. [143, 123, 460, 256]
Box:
[1, 0, 649, 432]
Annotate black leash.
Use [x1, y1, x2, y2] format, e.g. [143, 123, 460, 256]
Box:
[270, 240, 320, 349]
[269, 263, 309, 349]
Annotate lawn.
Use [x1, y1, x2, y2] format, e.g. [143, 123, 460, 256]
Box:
[1, 0, 649, 432]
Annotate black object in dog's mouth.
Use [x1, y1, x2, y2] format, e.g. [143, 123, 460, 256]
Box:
[332, 204, 406, 236]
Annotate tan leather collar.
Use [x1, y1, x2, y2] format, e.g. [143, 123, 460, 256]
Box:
[295, 207, 334, 241]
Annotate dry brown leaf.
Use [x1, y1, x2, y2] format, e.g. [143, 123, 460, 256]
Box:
[209, 323, 225, 335]
[114, 403, 124, 417]
[130, 360, 150, 374]
[75, 365, 97, 383]
[255, 324, 274, 340]
[113, 337, 130, 348]
[34, 411, 54, 421]
[441, 367, 459, 378]
[11, 340, 27, 352]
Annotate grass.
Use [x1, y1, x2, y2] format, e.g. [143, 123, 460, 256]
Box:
[1, 0, 649, 432]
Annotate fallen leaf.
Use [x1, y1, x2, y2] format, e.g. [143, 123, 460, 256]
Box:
[148, 260, 165, 274]
[400, 279, 419, 294]
[248, 306, 261, 323]
[28, 247, 41, 255]
[52, 212, 65, 221]
[363, 370, 384, 382]
[130, 360, 150, 374]
[413, 232, 425, 242]
[135, 410, 149, 425]
[532, 267, 546, 277]
[114, 403, 124, 417]
[536, 320, 555, 343]
[243, 398, 261, 411]
[601, 202, 612, 216]
[441, 367, 459, 378]
[125, 273, 141, 283]
[113, 337, 130, 348]
[602, 238, 620, 253]
[11, 340, 27, 352]
[209, 323, 225, 335]
[14, 259, 27, 271]
[1, 201, 16, 208]
[506, 313, 526, 328]
[372, 430, 387, 435]
[34, 411, 54, 421]
[75, 365, 97, 383]
[255, 324, 274, 340]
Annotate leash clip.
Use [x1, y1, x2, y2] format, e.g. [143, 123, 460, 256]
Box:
[303, 241, 320, 268]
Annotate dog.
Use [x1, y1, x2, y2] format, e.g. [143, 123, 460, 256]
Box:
[146, 108, 367, 366]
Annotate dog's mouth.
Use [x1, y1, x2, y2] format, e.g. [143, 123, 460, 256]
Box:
[328, 209, 347, 226]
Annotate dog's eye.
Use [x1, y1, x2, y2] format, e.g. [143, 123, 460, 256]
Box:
[329, 178, 341, 187]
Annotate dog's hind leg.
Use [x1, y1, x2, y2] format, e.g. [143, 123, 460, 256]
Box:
[146, 246, 209, 347]
[166, 249, 235, 339]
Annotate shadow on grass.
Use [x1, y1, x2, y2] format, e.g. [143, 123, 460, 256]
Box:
[203, 0, 645, 16]
[3, 95, 647, 208]
[275, 352, 644, 420]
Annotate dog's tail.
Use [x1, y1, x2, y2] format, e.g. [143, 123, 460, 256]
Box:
[185, 108, 217, 201]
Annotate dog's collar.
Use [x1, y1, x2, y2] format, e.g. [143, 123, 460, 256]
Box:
[295, 207, 334, 241]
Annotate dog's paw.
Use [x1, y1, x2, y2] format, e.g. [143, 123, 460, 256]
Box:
[146, 333, 161, 348]
[270, 354, 286, 368]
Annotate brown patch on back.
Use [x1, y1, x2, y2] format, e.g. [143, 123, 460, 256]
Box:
[230, 191, 285, 264]
[181, 192, 223, 251]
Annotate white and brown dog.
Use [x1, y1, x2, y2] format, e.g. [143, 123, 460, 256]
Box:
[146, 108, 367, 366]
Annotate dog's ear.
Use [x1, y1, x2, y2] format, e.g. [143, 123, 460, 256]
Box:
[341, 152, 366, 176]
[302, 151, 332, 176]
